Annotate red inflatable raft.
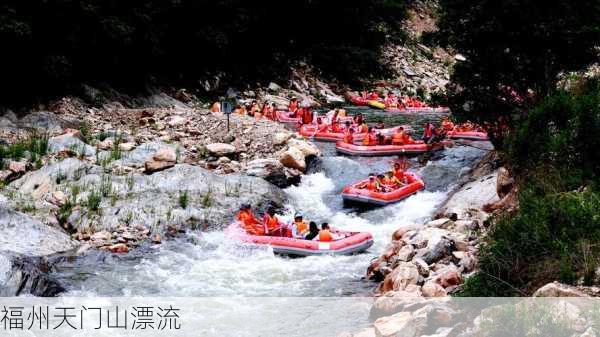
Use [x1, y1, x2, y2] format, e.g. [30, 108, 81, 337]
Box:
[225, 222, 374, 256]
[350, 96, 369, 106]
[335, 140, 444, 156]
[298, 125, 407, 142]
[342, 172, 425, 206]
[446, 130, 489, 141]
[276, 110, 353, 125]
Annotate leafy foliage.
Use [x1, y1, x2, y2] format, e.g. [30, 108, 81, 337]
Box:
[437, 0, 600, 141]
[0, 0, 408, 105]
[459, 83, 600, 296]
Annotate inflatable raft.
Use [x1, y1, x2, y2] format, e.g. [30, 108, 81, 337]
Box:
[342, 172, 425, 206]
[350, 96, 368, 106]
[367, 100, 386, 109]
[225, 222, 374, 256]
[335, 140, 440, 156]
[298, 125, 408, 142]
[446, 130, 489, 141]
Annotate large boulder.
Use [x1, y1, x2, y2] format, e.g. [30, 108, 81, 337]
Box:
[279, 147, 307, 171]
[382, 262, 420, 292]
[373, 311, 426, 337]
[243, 159, 293, 188]
[0, 206, 77, 256]
[72, 164, 286, 231]
[48, 134, 96, 156]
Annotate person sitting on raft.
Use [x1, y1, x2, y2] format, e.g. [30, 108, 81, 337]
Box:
[299, 106, 314, 125]
[291, 214, 309, 239]
[441, 116, 455, 131]
[353, 113, 364, 126]
[315, 117, 329, 132]
[318, 223, 340, 242]
[422, 122, 437, 144]
[368, 91, 380, 100]
[343, 124, 355, 144]
[384, 92, 398, 108]
[237, 204, 264, 235]
[391, 127, 415, 145]
[304, 222, 320, 241]
[262, 207, 283, 236]
[392, 162, 409, 184]
[358, 174, 380, 191]
[362, 127, 379, 146]
[288, 97, 299, 116]
[259, 102, 273, 120]
[382, 171, 405, 189]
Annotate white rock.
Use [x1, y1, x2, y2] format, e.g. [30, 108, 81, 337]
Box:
[167, 115, 187, 127]
[397, 245, 416, 262]
[273, 132, 293, 146]
[206, 143, 237, 156]
[279, 147, 307, 171]
[118, 142, 136, 152]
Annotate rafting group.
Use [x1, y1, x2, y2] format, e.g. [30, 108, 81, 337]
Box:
[350, 91, 450, 113]
[227, 204, 374, 256]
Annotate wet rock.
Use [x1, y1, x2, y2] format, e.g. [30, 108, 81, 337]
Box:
[243, 158, 293, 187]
[420, 232, 454, 264]
[145, 147, 176, 173]
[279, 146, 307, 171]
[0, 254, 65, 296]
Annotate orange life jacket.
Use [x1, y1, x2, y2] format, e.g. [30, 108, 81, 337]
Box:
[402, 134, 413, 144]
[295, 220, 308, 234]
[392, 132, 405, 145]
[359, 124, 369, 134]
[237, 210, 264, 235]
[424, 125, 434, 138]
[301, 109, 313, 124]
[319, 230, 333, 242]
[263, 214, 279, 232]
[289, 101, 298, 112]
[343, 131, 354, 144]
[393, 169, 405, 181]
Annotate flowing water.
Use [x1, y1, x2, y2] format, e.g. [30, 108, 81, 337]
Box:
[49, 107, 490, 335]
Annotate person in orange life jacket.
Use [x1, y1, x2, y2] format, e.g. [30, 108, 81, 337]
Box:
[319, 223, 341, 242]
[441, 116, 455, 131]
[343, 124, 355, 144]
[376, 174, 390, 192]
[358, 174, 380, 191]
[382, 171, 404, 189]
[262, 207, 283, 236]
[368, 91, 379, 100]
[422, 122, 437, 144]
[353, 113, 364, 126]
[392, 162, 408, 184]
[259, 102, 272, 120]
[300, 107, 314, 125]
[237, 204, 264, 236]
[362, 127, 378, 146]
[315, 117, 328, 132]
[288, 97, 299, 116]
[291, 214, 309, 239]
[392, 127, 407, 145]
[385, 92, 397, 108]
[304, 222, 320, 241]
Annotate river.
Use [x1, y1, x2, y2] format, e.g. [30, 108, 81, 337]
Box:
[48, 107, 489, 336]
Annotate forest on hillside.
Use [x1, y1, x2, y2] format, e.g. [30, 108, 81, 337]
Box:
[0, 0, 408, 105]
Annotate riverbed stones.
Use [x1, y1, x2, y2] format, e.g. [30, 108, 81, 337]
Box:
[397, 245, 416, 262]
[383, 262, 420, 292]
[421, 281, 447, 298]
[533, 282, 589, 297]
